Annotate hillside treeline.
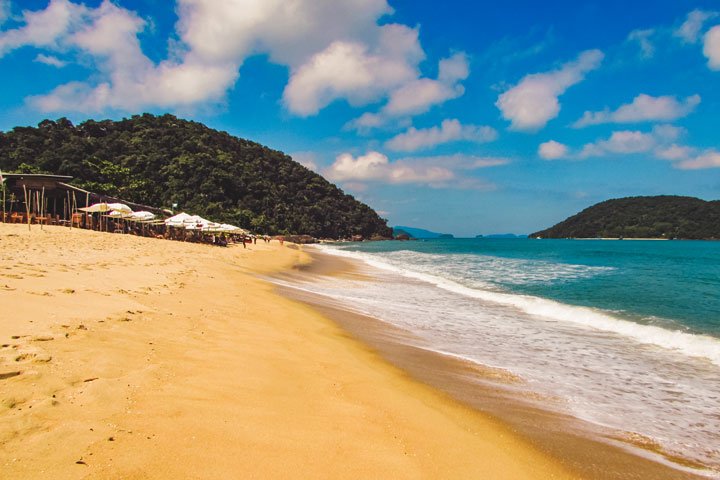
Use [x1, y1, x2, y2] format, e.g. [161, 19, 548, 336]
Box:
[530, 196, 720, 240]
[0, 114, 392, 239]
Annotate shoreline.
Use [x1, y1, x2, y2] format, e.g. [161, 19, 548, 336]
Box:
[1, 223, 577, 479]
[271, 247, 709, 479]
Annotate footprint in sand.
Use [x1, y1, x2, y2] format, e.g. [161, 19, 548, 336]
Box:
[14, 351, 52, 364]
[29, 291, 53, 297]
[0, 371, 21, 380]
[0, 273, 23, 279]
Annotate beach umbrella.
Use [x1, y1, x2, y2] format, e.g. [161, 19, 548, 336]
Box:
[79, 202, 111, 213]
[107, 203, 133, 214]
[165, 212, 196, 226]
[127, 211, 155, 221]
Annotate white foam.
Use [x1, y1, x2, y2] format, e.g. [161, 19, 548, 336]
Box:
[315, 245, 720, 367]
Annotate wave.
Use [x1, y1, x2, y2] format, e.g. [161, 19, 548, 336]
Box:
[316, 245, 720, 367]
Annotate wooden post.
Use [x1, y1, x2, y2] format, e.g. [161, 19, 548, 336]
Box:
[40, 187, 45, 230]
[72, 192, 78, 229]
[66, 191, 72, 229]
[23, 185, 30, 231]
[1, 170, 5, 223]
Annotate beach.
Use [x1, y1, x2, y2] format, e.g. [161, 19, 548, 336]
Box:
[274, 249, 713, 480]
[1, 223, 580, 479]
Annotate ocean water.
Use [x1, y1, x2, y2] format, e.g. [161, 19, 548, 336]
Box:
[275, 238, 720, 474]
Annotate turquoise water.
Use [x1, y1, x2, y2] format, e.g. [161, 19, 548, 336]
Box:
[272, 238, 720, 472]
[334, 238, 720, 337]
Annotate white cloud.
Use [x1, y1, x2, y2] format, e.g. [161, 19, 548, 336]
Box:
[653, 144, 720, 170]
[549, 125, 683, 160]
[175, 0, 392, 68]
[324, 151, 455, 185]
[34, 53, 67, 67]
[496, 49, 604, 131]
[675, 150, 720, 169]
[628, 29, 655, 58]
[323, 151, 504, 189]
[381, 52, 468, 117]
[574, 94, 701, 127]
[538, 140, 569, 160]
[345, 52, 470, 132]
[385, 119, 497, 152]
[282, 25, 422, 116]
[675, 9, 718, 43]
[5, 0, 455, 115]
[655, 144, 696, 161]
[703, 25, 720, 70]
[0, 0, 86, 55]
[438, 52, 469, 83]
[595, 130, 657, 154]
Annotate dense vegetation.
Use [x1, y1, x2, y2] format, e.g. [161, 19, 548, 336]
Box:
[530, 196, 720, 240]
[0, 114, 392, 238]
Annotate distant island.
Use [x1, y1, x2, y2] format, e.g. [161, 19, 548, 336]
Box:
[0, 114, 392, 239]
[530, 195, 720, 240]
[393, 226, 454, 239]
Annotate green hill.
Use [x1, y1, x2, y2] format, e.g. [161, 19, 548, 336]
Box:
[530, 196, 720, 240]
[0, 114, 392, 239]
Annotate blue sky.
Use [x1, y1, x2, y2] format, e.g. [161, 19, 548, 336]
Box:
[1, 0, 719, 236]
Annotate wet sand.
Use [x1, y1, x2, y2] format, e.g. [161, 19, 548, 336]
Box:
[2, 223, 579, 479]
[274, 248, 707, 480]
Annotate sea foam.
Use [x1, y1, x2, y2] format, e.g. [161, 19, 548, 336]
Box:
[318, 246, 720, 367]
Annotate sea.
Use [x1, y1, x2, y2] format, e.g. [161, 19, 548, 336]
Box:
[274, 238, 720, 474]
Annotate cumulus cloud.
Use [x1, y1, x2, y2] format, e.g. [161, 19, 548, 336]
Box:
[546, 125, 684, 161]
[655, 144, 696, 161]
[573, 94, 701, 127]
[324, 151, 505, 189]
[324, 151, 454, 185]
[703, 25, 720, 70]
[345, 52, 470, 132]
[538, 140, 569, 160]
[585, 130, 657, 156]
[496, 49, 604, 131]
[385, 119, 497, 152]
[675, 9, 718, 43]
[2, 0, 462, 115]
[0, 0, 86, 55]
[282, 25, 422, 116]
[34, 53, 67, 67]
[654, 143, 720, 170]
[628, 29, 655, 58]
[175, 0, 392, 68]
[675, 150, 720, 169]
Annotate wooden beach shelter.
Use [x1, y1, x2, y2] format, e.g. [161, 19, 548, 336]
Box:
[1, 173, 168, 229]
[0, 173, 89, 226]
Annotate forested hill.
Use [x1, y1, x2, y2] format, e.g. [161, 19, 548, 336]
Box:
[0, 114, 392, 239]
[530, 196, 720, 240]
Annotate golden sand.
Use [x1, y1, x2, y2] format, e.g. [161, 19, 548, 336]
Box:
[0, 223, 579, 479]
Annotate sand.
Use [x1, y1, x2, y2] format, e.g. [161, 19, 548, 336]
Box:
[0, 223, 577, 479]
[278, 252, 706, 480]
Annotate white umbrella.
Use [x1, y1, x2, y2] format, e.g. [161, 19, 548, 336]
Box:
[127, 211, 155, 221]
[80, 202, 111, 213]
[107, 203, 133, 214]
